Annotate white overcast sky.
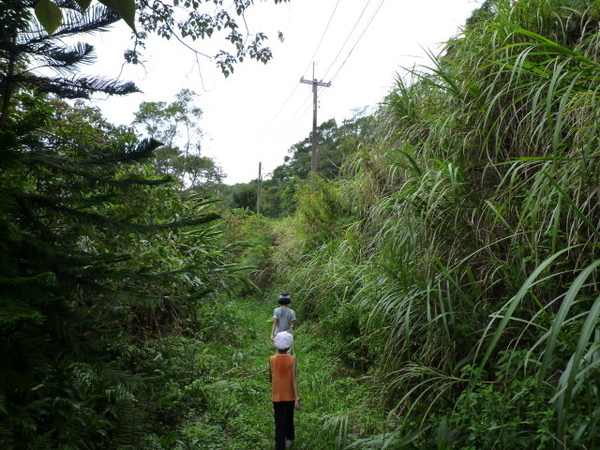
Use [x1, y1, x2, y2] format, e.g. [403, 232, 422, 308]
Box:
[88, 0, 482, 184]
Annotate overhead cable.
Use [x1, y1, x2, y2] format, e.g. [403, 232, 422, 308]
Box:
[329, 0, 387, 82]
[321, 0, 373, 80]
[254, 0, 343, 161]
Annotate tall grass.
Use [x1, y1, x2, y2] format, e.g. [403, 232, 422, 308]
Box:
[360, 0, 599, 446]
[270, 0, 600, 447]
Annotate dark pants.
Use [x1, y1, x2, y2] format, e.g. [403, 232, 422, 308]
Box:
[273, 401, 295, 450]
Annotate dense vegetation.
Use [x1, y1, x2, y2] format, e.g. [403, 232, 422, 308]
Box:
[266, 0, 600, 447]
[1, 0, 599, 448]
[0, 1, 272, 447]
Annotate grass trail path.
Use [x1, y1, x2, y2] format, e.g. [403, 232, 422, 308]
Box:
[196, 297, 381, 449]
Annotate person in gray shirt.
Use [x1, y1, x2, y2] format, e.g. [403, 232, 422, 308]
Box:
[271, 293, 296, 342]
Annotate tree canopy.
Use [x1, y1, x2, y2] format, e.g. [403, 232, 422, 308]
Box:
[31, 0, 290, 76]
[132, 88, 224, 192]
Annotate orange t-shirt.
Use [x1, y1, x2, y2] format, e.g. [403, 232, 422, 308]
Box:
[270, 354, 296, 402]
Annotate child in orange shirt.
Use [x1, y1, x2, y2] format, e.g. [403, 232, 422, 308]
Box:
[270, 331, 301, 449]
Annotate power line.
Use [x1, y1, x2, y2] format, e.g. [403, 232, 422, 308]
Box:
[321, 0, 373, 80]
[249, 0, 386, 177]
[328, 0, 387, 82]
[301, 0, 342, 78]
[244, 81, 303, 154]
[250, 1, 342, 164]
[259, 92, 313, 159]
[288, 0, 386, 147]
[305, 0, 386, 127]
[300, 63, 331, 191]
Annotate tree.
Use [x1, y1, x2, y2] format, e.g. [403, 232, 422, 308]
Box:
[133, 88, 202, 150]
[132, 89, 223, 190]
[31, 0, 290, 77]
[283, 115, 376, 182]
[219, 111, 379, 218]
[226, 181, 259, 211]
[0, 4, 235, 445]
[0, 1, 137, 127]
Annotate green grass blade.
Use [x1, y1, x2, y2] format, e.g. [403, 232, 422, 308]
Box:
[475, 247, 572, 372]
[555, 291, 600, 446]
[542, 171, 600, 241]
[537, 259, 600, 393]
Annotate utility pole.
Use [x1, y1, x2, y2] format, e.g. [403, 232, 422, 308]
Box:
[256, 162, 262, 215]
[300, 62, 331, 191]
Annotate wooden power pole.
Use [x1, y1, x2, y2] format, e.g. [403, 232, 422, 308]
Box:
[300, 63, 331, 191]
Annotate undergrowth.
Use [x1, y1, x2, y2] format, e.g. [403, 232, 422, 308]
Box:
[170, 296, 385, 449]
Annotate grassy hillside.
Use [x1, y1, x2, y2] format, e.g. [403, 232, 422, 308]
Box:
[258, 0, 600, 448]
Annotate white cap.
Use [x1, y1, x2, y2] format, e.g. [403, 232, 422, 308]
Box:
[273, 331, 293, 350]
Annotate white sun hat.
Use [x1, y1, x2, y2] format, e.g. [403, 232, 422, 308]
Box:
[273, 331, 293, 350]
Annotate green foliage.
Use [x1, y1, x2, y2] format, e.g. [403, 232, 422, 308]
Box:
[0, 8, 243, 445]
[31, 0, 287, 76]
[293, 177, 354, 249]
[222, 181, 260, 212]
[220, 210, 277, 292]
[449, 370, 556, 449]
[132, 89, 224, 192]
[266, 0, 600, 448]
[0, 93, 233, 446]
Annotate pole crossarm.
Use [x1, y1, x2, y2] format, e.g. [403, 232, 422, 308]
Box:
[299, 77, 332, 88]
